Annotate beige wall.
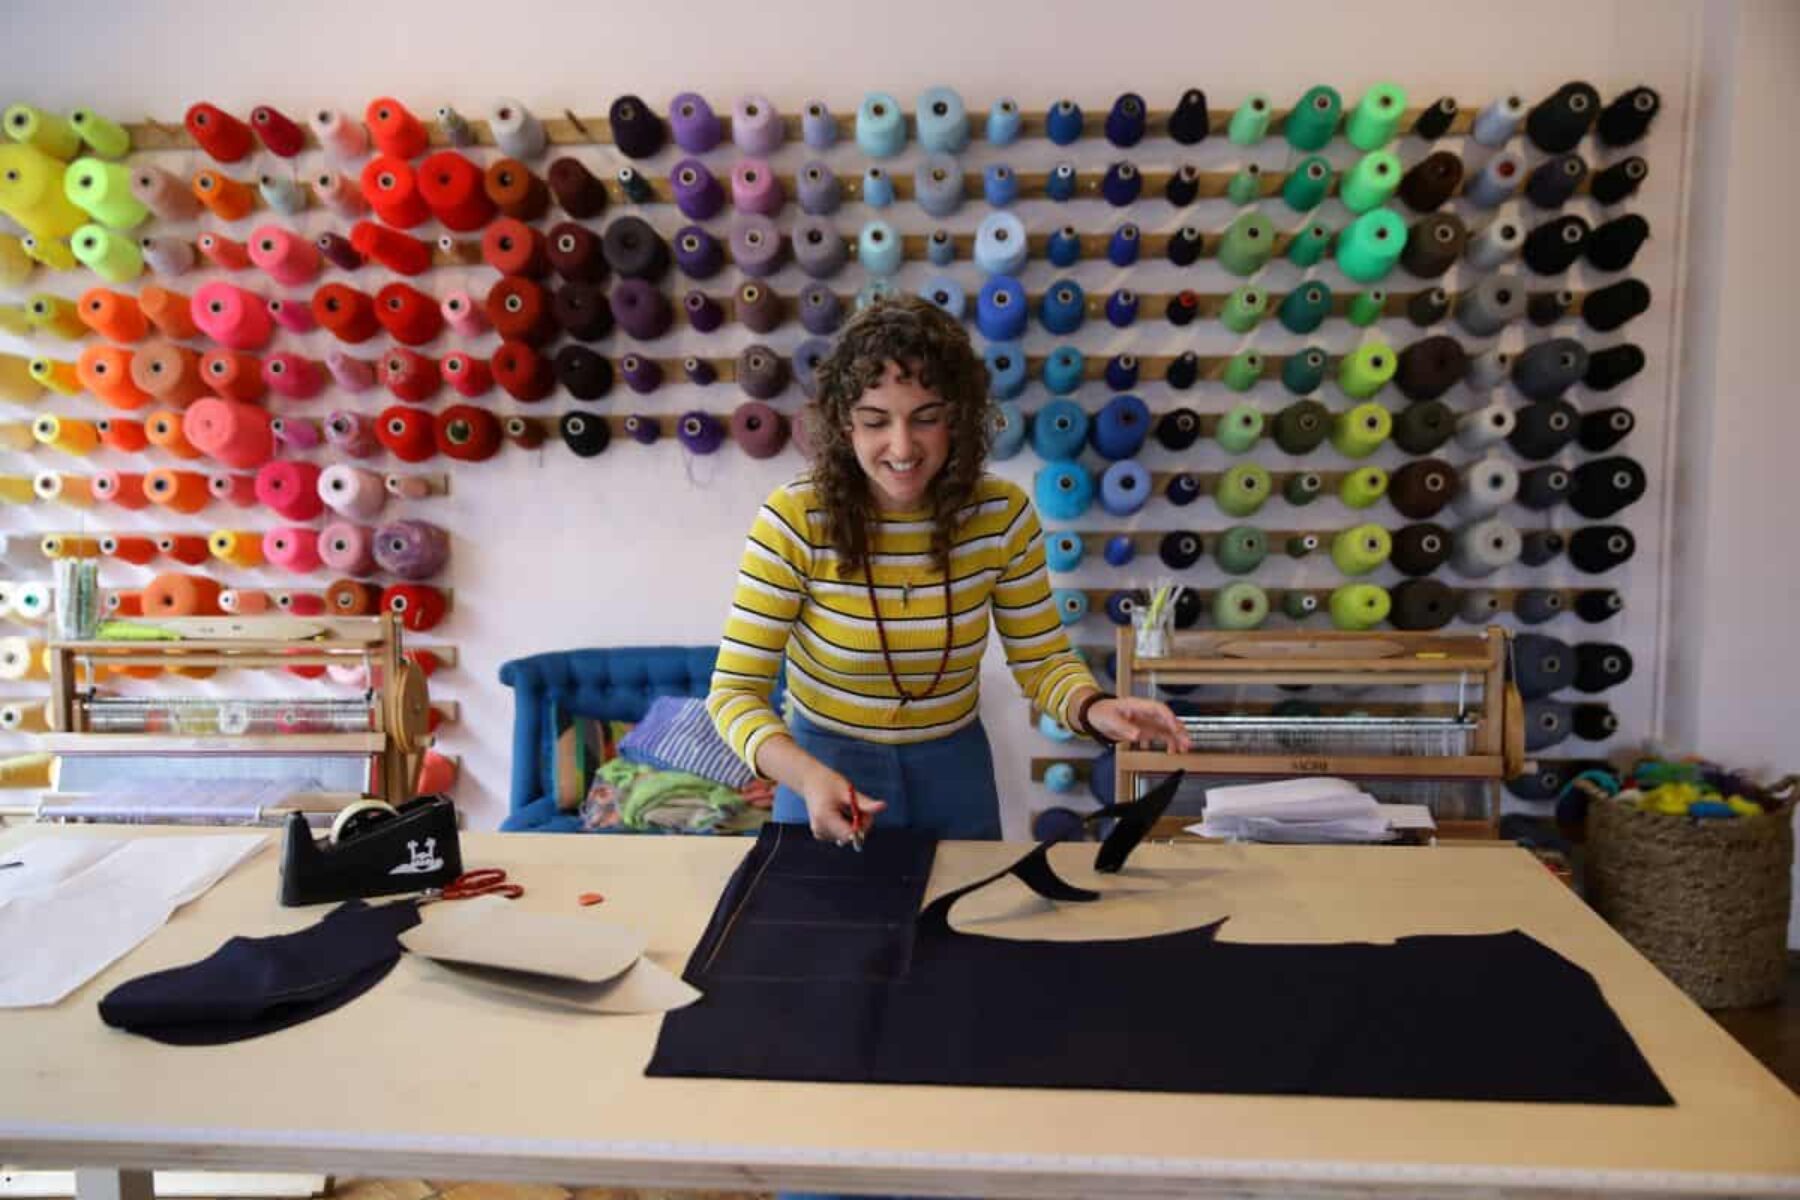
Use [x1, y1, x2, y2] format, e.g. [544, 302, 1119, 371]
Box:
[1667, 0, 1800, 944]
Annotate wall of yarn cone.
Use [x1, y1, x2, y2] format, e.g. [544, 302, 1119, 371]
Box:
[0, 80, 1666, 820]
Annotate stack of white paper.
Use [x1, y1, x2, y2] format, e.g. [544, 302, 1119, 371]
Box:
[0, 834, 266, 1007]
[1190, 778, 1398, 844]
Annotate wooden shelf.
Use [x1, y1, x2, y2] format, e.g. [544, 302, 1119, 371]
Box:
[1030, 757, 1095, 783]
[36, 789, 364, 815]
[39, 732, 386, 755]
[1117, 748, 1506, 780]
[56, 616, 388, 651]
[125, 98, 1495, 155]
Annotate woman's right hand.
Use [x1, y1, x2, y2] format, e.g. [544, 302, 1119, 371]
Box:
[799, 765, 886, 844]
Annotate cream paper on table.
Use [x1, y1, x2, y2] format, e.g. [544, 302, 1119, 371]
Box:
[421, 955, 701, 1015]
[0, 834, 267, 1007]
[401, 896, 700, 1014]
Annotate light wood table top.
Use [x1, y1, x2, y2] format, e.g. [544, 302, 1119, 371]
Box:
[2, 825, 1796, 1198]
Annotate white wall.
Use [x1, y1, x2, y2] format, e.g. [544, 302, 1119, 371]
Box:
[0, 0, 1731, 842]
[1668, 0, 1800, 768]
[1666, 0, 1800, 944]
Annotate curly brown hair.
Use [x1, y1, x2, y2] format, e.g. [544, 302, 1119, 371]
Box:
[805, 294, 990, 578]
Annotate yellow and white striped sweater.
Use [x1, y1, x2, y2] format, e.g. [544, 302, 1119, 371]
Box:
[707, 474, 1096, 772]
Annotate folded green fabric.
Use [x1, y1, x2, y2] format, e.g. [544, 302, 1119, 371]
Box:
[585, 759, 748, 834]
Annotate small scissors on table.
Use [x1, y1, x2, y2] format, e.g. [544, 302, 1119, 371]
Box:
[424, 868, 524, 903]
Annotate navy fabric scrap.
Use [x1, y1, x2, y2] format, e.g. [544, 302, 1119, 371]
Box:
[99, 898, 421, 1045]
[648, 824, 1672, 1105]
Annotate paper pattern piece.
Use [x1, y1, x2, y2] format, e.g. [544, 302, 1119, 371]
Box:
[0, 834, 267, 1007]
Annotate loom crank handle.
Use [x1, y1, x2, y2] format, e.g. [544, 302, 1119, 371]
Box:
[1503, 681, 1527, 778]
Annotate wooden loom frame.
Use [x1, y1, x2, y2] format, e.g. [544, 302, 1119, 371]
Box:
[41, 613, 430, 817]
[1113, 625, 1526, 839]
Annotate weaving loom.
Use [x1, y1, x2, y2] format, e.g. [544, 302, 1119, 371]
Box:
[35, 613, 431, 824]
[1112, 626, 1526, 837]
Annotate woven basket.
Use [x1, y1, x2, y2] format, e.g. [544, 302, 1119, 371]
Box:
[1587, 794, 1794, 1009]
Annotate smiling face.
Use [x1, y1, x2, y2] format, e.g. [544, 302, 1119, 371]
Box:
[847, 360, 952, 512]
[806, 295, 991, 576]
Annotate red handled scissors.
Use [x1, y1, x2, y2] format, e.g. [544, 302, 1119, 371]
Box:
[428, 868, 524, 903]
[847, 786, 865, 853]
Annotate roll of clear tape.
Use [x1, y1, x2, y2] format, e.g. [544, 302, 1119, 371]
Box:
[333, 798, 403, 845]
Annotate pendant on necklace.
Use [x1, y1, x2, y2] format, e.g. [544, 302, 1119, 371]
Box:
[902, 580, 912, 610]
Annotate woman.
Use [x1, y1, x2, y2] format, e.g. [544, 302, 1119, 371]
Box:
[708, 295, 1188, 844]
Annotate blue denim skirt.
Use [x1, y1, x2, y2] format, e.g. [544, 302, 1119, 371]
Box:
[771, 709, 1002, 840]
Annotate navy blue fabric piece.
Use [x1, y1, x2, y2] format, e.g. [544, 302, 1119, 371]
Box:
[98, 899, 420, 1045]
[649, 825, 1672, 1105]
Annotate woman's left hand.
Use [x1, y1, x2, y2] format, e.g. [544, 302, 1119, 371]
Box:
[1086, 697, 1192, 751]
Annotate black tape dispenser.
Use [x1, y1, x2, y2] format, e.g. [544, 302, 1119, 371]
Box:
[279, 795, 463, 906]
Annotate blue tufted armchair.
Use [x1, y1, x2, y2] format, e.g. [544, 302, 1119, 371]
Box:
[496, 646, 781, 832]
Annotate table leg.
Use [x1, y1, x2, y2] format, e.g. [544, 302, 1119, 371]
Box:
[73, 1169, 153, 1200]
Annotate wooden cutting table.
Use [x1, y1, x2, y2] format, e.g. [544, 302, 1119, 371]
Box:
[1, 824, 1796, 1199]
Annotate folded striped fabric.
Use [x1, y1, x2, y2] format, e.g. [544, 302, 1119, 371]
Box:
[620, 696, 753, 789]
